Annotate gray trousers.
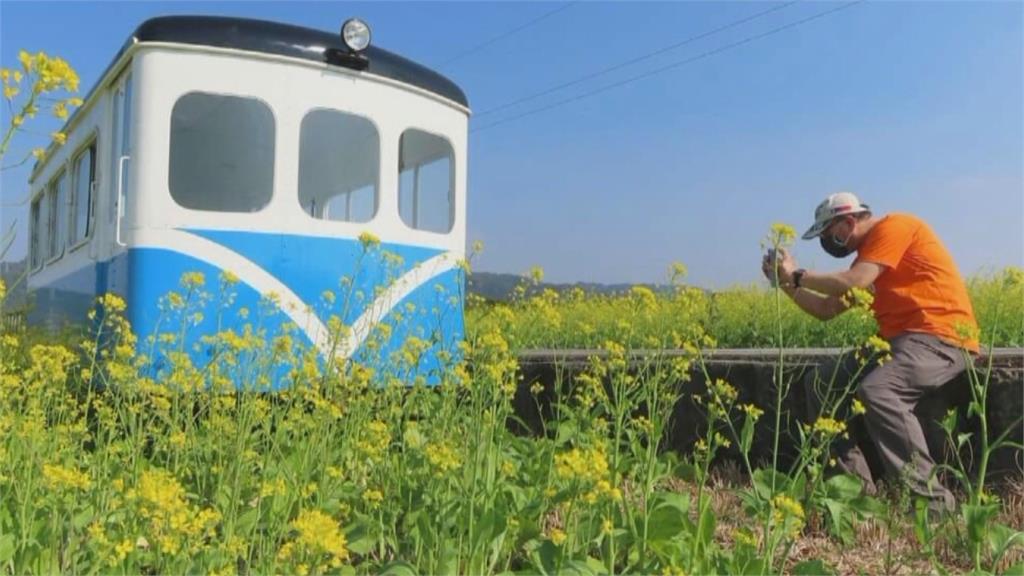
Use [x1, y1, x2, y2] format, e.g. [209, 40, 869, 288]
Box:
[804, 332, 969, 511]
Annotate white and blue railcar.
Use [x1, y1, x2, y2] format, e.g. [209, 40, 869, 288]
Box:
[27, 16, 469, 375]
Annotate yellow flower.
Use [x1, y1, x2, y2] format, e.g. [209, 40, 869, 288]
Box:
[260, 477, 288, 498]
[527, 266, 544, 284]
[773, 494, 804, 517]
[362, 489, 384, 507]
[134, 468, 220, 555]
[51, 131, 67, 145]
[278, 509, 349, 568]
[113, 539, 133, 563]
[53, 102, 68, 119]
[771, 493, 806, 539]
[669, 261, 688, 283]
[425, 441, 462, 476]
[168, 431, 186, 449]
[601, 518, 614, 535]
[851, 398, 867, 415]
[18, 50, 33, 73]
[43, 463, 92, 491]
[769, 222, 797, 246]
[358, 231, 380, 248]
[740, 403, 764, 420]
[547, 527, 567, 546]
[31, 147, 46, 160]
[180, 271, 205, 289]
[713, 431, 731, 449]
[554, 446, 609, 485]
[732, 528, 758, 548]
[812, 416, 847, 436]
[3, 85, 18, 100]
[842, 286, 875, 309]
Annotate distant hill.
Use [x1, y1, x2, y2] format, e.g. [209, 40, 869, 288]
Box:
[467, 271, 680, 302]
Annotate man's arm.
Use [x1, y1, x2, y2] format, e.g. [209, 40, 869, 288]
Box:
[781, 285, 848, 321]
[785, 261, 884, 297]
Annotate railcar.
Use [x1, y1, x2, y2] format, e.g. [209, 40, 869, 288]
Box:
[27, 16, 468, 378]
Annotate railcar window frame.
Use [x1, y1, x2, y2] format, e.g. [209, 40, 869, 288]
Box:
[297, 107, 381, 225]
[45, 168, 68, 264]
[398, 128, 456, 235]
[68, 135, 98, 252]
[168, 91, 276, 214]
[29, 193, 44, 271]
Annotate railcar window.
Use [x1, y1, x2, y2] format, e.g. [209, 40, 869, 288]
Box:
[70, 143, 96, 245]
[298, 109, 378, 223]
[169, 93, 274, 212]
[30, 197, 42, 269]
[398, 130, 453, 233]
[46, 171, 67, 260]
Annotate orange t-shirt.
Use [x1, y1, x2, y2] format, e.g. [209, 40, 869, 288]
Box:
[854, 213, 979, 352]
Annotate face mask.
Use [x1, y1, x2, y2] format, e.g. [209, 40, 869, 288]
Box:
[820, 234, 853, 258]
[820, 220, 853, 258]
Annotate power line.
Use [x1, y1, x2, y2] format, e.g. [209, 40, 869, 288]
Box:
[436, 2, 577, 69]
[472, 0, 865, 134]
[474, 1, 799, 118]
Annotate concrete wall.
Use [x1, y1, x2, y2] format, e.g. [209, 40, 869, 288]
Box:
[514, 348, 1023, 482]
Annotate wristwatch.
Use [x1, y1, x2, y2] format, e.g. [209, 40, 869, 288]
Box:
[792, 269, 807, 289]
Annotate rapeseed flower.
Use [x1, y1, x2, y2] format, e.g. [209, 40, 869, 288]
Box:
[42, 463, 91, 491]
[278, 509, 349, 570]
[547, 527, 567, 546]
[812, 416, 847, 436]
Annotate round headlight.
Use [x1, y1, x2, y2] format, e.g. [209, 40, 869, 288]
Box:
[341, 18, 371, 52]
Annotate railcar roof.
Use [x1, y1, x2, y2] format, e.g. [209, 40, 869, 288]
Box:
[31, 15, 468, 181]
[132, 15, 468, 107]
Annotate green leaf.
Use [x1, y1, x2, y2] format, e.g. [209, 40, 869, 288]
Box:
[988, 523, 1024, 565]
[849, 495, 885, 517]
[793, 559, 835, 575]
[563, 559, 598, 575]
[345, 522, 376, 556]
[740, 415, 755, 455]
[941, 409, 958, 435]
[963, 503, 1000, 545]
[674, 462, 698, 483]
[751, 468, 791, 500]
[378, 561, 418, 576]
[650, 491, 690, 515]
[532, 540, 559, 576]
[71, 506, 95, 530]
[824, 500, 853, 544]
[235, 507, 259, 534]
[957, 432, 974, 449]
[697, 502, 716, 548]
[0, 533, 14, 563]
[912, 498, 932, 546]
[824, 473, 863, 501]
[647, 504, 689, 543]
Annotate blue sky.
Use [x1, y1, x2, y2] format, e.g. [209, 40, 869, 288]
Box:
[1, 1, 1021, 289]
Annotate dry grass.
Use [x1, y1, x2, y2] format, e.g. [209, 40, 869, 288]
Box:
[668, 464, 1024, 575]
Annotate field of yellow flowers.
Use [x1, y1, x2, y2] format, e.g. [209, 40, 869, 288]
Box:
[3, 50, 1022, 576]
[1, 227, 1022, 575]
[466, 267, 1023, 351]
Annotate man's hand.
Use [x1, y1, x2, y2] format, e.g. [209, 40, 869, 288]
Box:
[762, 248, 798, 286]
